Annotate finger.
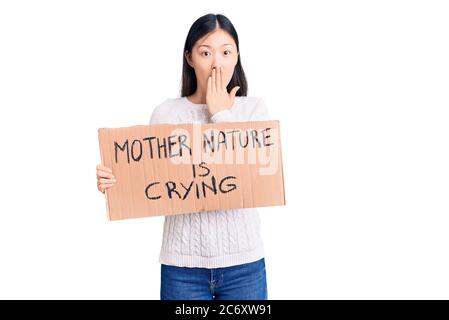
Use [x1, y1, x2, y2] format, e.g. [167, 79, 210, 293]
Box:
[207, 75, 212, 96]
[99, 183, 115, 189]
[99, 178, 116, 184]
[99, 180, 115, 188]
[221, 67, 228, 91]
[218, 66, 223, 91]
[230, 86, 240, 97]
[99, 184, 114, 193]
[212, 67, 216, 93]
[97, 164, 112, 173]
[97, 171, 115, 179]
[99, 183, 114, 192]
[229, 86, 240, 105]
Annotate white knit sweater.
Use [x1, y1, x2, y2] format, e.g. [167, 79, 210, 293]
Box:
[149, 96, 270, 268]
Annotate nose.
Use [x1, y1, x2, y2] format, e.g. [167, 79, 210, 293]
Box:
[211, 58, 222, 71]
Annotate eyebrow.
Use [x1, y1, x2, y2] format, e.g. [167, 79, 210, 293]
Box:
[198, 44, 234, 48]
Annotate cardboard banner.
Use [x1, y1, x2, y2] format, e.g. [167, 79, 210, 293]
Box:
[98, 120, 285, 221]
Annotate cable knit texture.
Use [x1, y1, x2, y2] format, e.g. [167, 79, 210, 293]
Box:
[150, 96, 270, 268]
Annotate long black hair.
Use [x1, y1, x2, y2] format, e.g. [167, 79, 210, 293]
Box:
[181, 13, 248, 97]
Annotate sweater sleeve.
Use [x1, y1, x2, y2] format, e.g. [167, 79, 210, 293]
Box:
[248, 97, 271, 121]
[149, 99, 169, 124]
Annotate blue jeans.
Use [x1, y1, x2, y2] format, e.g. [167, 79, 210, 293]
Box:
[160, 258, 268, 300]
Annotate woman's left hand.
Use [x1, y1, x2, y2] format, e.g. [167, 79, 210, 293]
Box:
[206, 66, 240, 116]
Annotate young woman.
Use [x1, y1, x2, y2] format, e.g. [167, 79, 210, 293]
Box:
[96, 13, 271, 300]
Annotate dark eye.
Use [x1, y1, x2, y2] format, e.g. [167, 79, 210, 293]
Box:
[202, 51, 211, 57]
[224, 50, 231, 55]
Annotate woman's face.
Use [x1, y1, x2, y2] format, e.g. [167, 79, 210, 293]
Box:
[185, 28, 239, 92]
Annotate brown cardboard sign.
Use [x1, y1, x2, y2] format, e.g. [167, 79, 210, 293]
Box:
[98, 120, 285, 221]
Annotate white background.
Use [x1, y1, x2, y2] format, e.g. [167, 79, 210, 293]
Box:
[0, 0, 448, 299]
